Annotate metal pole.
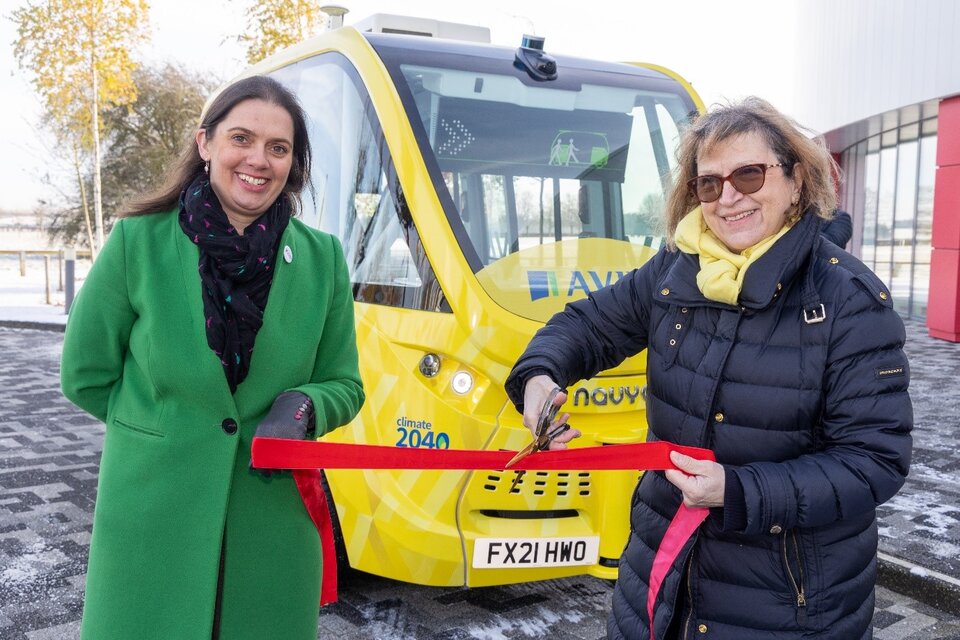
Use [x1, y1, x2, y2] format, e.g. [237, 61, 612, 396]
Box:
[58, 249, 64, 291]
[44, 256, 52, 305]
[64, 248, 76, 315]
[19, 251, 26, 276]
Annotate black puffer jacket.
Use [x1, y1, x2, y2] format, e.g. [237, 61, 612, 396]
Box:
[505, 213, 912, 639]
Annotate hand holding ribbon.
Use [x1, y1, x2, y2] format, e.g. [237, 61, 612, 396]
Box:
[664, 450, 726, 508]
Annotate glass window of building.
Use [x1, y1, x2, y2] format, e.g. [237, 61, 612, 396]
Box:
[839, 114, 935, 320]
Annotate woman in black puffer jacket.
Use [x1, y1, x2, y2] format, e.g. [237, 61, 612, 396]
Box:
[505, 97, 912, 640]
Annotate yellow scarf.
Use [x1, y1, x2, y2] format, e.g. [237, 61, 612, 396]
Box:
[674, 207, 791, 305]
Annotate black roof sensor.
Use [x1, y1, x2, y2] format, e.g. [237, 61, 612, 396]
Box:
[514, 34, 558, 81]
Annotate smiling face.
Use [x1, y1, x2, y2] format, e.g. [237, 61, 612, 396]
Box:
[696, 131, 802, 253]
[196, 98, 294, 234]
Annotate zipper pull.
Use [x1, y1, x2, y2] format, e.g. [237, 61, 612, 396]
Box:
[796, 593, 807, 626]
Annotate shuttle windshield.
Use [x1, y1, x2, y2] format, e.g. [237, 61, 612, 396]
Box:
[372, 35, 697, 322]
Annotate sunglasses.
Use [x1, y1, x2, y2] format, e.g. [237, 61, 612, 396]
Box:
[687, 163, 786, 203]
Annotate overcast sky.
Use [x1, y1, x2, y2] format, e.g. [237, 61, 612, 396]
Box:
[0, 0, 798, 213]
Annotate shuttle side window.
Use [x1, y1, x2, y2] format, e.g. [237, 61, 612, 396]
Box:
[271, 54, 448, 312]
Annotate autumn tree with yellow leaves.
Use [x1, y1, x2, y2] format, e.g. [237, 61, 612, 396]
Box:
[13, 0, 149, 255]
[239, 0, 329, 63]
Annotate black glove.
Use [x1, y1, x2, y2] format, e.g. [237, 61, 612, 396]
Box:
[254, 391, 315, 440]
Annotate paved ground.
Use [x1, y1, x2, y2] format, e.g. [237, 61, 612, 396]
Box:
[1, 321, 959, 639]
[877, 319, 960, 616]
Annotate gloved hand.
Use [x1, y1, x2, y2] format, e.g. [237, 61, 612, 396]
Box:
[254, 391, 315, 440]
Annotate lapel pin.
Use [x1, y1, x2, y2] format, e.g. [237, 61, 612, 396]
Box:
[283, 245, 293, 263]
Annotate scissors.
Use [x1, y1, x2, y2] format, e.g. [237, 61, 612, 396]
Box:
[505, 386, 571, 492]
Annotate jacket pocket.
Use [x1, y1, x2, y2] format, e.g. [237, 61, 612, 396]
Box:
[780, 529, 809, 628]
[112, 416, 165, 439]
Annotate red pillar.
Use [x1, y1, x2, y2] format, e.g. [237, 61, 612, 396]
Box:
[928, 95, 960, 342]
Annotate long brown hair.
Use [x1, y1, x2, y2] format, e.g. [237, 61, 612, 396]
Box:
[663, 96, 839, 248]
[120, 75, 312, 217]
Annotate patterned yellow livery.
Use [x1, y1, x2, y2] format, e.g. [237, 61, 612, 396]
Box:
[235, 18, 704, 587]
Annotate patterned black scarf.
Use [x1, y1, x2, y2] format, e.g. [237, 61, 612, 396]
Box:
[178, 175, 290, 393]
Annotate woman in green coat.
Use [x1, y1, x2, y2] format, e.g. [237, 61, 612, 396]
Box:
[61, 76, 365, 639]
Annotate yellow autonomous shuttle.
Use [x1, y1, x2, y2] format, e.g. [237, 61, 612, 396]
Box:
[244, 15, 703, 587]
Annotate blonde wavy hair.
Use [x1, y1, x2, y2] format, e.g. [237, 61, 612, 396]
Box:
[663, 96, 839, 249]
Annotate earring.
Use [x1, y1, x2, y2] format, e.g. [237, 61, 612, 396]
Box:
[791, 193, 799, 205]
[204, 161, 209, 174]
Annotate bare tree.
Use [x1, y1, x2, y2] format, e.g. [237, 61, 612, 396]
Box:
[47, 64, 216, 247]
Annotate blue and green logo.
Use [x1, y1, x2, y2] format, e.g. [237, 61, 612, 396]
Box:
[527, 271, 560, 301]
[527, 270, 627, 301]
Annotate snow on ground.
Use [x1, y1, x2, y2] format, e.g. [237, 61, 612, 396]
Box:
[0, 254, 89, 326]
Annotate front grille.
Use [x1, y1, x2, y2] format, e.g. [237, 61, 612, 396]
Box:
[479, 509, 579, 519]
[483, 470, 592, 496]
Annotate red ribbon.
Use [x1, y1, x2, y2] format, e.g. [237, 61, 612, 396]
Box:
[291, 469, 339, 606]
[254, 437, 715, 639]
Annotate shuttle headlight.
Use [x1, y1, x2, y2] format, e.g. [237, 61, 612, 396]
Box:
[451, 371, 474, 394]
[419, 353, 441, 377]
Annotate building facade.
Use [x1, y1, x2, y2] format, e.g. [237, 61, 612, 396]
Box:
[794, 0, 960, 342]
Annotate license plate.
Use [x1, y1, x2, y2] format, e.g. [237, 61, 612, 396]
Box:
[472, 536, 600, 568]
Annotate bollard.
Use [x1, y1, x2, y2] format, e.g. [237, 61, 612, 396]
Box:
[45, 256, 52, 305]
[65, 248, 76, 315]
[20, 251, 26, 277]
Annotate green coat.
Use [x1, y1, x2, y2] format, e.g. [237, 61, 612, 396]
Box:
[61, 211, 364, 639]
